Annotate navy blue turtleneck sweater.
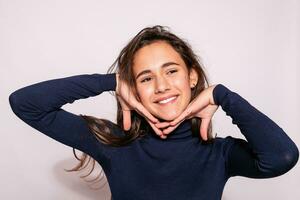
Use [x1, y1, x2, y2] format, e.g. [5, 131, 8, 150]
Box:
[9, 73, 299, 200]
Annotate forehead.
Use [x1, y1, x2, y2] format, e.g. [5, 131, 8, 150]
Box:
[132, 41, 186, 75]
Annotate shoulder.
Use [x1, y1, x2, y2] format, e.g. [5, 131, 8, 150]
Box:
[213, 136, 236, 146]
[213, 136, 245, 157]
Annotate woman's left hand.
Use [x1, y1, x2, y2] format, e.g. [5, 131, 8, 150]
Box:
[155, 84, 219, 140]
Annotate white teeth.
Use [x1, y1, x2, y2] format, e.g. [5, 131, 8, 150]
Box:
[158, 96, 177, 104]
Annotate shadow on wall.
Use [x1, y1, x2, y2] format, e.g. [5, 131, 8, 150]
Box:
[52, 156, 111, 200]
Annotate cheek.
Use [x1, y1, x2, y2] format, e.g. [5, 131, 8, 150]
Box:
[136, 86, 154, 104]
[173, 76, 190, 91]
[174, 77, 192, 103]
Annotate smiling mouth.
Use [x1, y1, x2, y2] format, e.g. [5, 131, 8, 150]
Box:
[156, 95, 179, 105]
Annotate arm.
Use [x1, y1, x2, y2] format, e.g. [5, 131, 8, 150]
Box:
[9, 73, 117, 160]
[212, 84, 299, 178]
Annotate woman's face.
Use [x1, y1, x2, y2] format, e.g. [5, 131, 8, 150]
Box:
[133, 41, 198, 121]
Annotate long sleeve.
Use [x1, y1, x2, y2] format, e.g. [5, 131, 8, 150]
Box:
[9, 73, 116, 161]
[213, 84, 299, 178]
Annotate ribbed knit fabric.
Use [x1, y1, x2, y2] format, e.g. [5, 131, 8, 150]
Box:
[9, 73, 299, 200]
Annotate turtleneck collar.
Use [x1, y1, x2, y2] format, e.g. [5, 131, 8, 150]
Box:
[148, 119, 193, 140]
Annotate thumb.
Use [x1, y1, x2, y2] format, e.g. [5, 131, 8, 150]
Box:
[200, 118, 211, 141]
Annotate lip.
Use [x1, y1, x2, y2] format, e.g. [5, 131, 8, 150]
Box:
[154, 95, 179, 103]
[155, 95, 179, 104]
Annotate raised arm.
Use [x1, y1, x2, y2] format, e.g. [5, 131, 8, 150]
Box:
[9, 73, 117, 161]
[213, 84, 299, 178]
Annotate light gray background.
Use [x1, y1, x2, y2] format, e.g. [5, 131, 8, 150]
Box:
[1, 0, 299, 199]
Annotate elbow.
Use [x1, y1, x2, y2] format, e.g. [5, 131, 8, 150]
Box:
[9, 90, 46, 121]
[9, 92, 21, 115]
[284, 144, 299, 171]
[9, 91, 34, 121]
[9, 90, 30, 118]
[268, 146, 299, 177]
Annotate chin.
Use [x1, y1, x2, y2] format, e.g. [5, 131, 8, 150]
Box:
[155, 113, 179, 122]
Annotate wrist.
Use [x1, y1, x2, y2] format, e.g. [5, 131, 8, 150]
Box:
[116, 73, 119, 93]
[209, 84, 218, 105]
[212, 84, 230, 105]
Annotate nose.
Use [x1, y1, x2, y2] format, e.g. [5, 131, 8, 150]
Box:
[154, 75, 170, 93]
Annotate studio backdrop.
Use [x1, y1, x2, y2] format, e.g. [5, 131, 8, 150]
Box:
[1, 0, 299, 199]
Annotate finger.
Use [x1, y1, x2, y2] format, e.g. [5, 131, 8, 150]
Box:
[123, 110, 131, 131]
[200, 118, 210, 141]
[169, 107, 192, 126]
[148, 120, 164, 137]
[148, 120, 168, 139]
[164, 107, 193, 135]
[118, 96, 132, 131]
[160, 134, 167, 139]
[162, 122, 181, 135]
[135, 103, 159, 124]
[154, 121, 170, 129]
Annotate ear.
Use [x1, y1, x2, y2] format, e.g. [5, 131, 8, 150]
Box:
[189, 68, 198, 88]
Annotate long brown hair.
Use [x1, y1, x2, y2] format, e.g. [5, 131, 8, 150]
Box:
[65, 25, 216, 188]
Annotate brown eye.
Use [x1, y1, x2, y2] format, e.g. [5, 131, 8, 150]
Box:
[141, 77, 152, 83]
[167, 69, 177, 74]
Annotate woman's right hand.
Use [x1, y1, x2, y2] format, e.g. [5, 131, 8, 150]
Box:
[115, 73, 165, 137]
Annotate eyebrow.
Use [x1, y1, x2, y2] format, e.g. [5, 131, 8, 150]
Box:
[135, 62, 180, 80]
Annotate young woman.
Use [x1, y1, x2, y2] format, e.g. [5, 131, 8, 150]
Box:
[9, 25, 299, 200]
